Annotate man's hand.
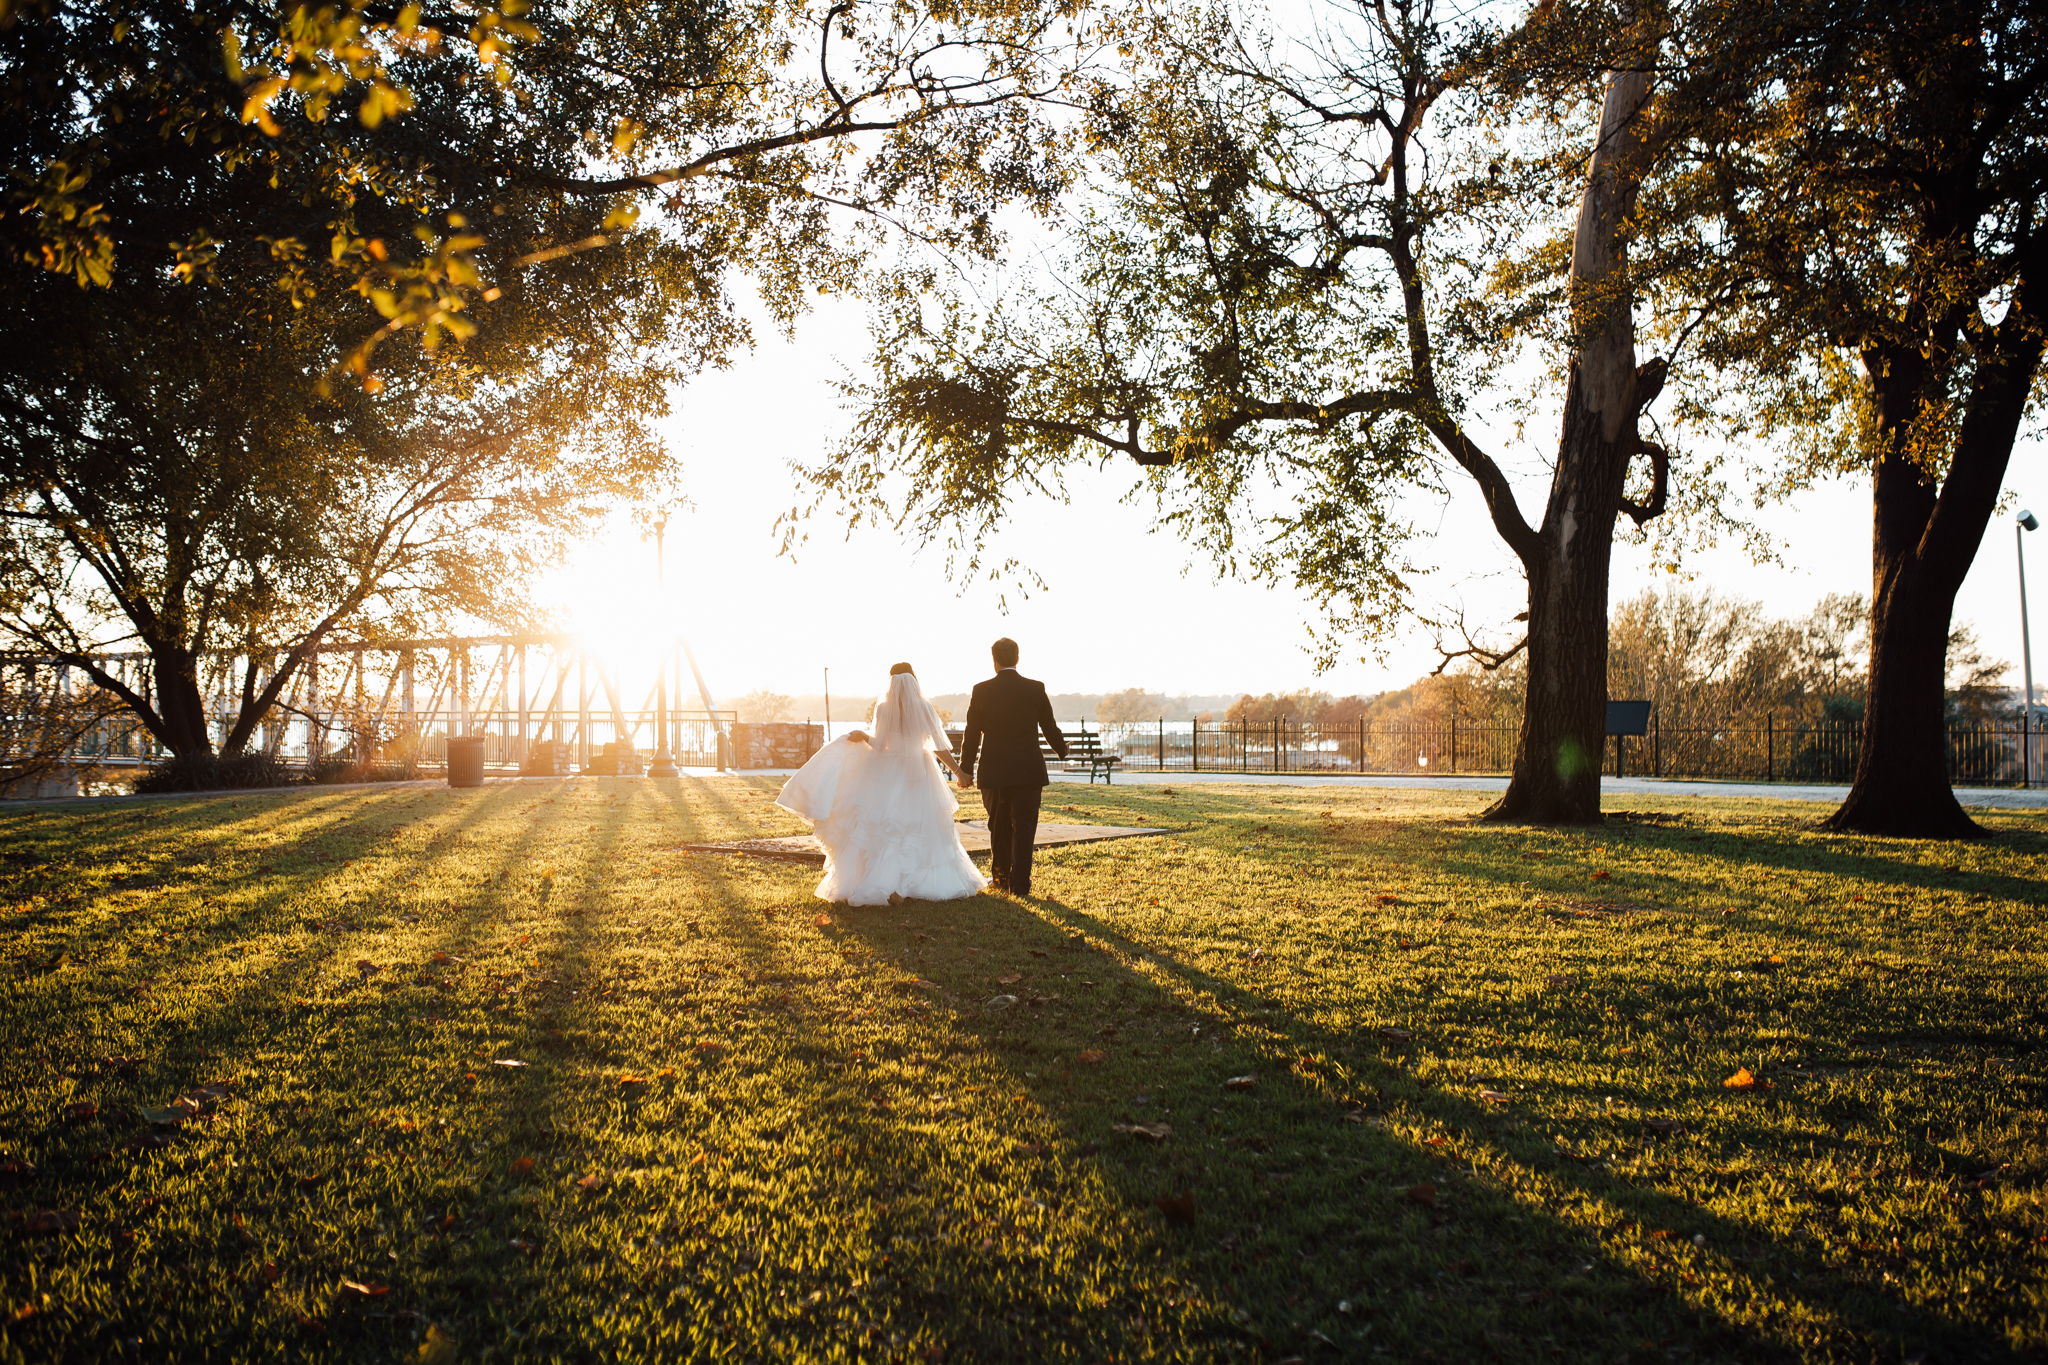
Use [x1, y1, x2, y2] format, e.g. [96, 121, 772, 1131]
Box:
[956, 776, 974, 791]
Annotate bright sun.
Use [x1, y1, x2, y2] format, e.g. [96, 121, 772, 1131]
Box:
[530, 514, 676, 678]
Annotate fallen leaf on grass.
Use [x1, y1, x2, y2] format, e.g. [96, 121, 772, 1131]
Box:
[1112, 1122, 1172, 1143]
[1405, 1183, 1437, 1206]
[1479, 1090, 1512, 1106]
[429, 952, 451, 965]
[61, 1101, 97, 1123]
[574, 1173, 606, 1192]
[1544, 973, 1579, 990]
[417, 1324, 458, 1365]
[338, 1279, 388, 1298]
[814, 915, 833, 927]
[355, 960, 380, 974]
[694, 1042, 724, 1057]
[21, 1209, 78, 1234]
[656, 1068, 676, 1080]
[1644, 1118, 1685, 1135]
[1377, 1027, 1413, 1043]
[984, 995, 1018, 1010]
[491, 1059, 528, 1068]
[1223, 1075, 1257, 1091]
[507, 1157, 535, 1178]
[296, 1170, 331, 1189]
[260, 1261, 283, 1285]
[1376, 894, 1398, 905]
[1155, 1190, 1197, 1226]
[997, 974, 1023, 985]
[617, 1075, 647, 1087]
[138, 1106, 188, 1127]
[1723, 1067, 1773, 1091]
[1648, 1228, 1677, 1240]
[1590, 870, 1611, 882]
[1078, 1050, 1107, 1065]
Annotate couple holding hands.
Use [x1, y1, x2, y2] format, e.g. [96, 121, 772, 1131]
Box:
[775, 638, 1068, 905]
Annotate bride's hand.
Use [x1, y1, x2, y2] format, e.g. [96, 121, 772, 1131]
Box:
[847, 730, 870, 745]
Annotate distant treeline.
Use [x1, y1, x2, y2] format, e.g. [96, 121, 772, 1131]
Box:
[725, 590, 2014, 730]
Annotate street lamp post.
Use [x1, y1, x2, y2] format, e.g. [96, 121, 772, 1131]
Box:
[649, 513, 680, 778]
[2021, 510, 2039, 788]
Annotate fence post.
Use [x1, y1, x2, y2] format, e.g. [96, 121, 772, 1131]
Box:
[1158, 716, 1165, 772]
[1652, 710, 1660, 777]
[1193, 714, 1200, 772]
[1767, 712, 1773, 781]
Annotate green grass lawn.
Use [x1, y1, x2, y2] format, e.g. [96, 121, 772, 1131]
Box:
[0, 778, 2043, 1364]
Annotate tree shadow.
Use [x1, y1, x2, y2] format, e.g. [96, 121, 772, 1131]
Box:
[818, 882, 2028, 1363]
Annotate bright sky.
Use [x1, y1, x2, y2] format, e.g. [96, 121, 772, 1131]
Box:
[537, 297, 2043, 712]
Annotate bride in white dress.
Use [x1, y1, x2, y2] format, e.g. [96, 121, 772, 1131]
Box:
[775, 664, 988, 906]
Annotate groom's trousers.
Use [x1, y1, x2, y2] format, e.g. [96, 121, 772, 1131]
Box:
[982, 784, 1044, 896]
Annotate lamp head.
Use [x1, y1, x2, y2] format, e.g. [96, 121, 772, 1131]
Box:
[2022, 510, 2041, 532]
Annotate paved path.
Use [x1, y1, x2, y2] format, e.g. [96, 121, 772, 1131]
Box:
[683, 821, 1164, 865]
[1036, 769, 2048, 811]
[10, 770, 2043, 814]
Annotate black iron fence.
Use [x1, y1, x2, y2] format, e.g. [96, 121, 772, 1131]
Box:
[1085, 716, 2047, 787]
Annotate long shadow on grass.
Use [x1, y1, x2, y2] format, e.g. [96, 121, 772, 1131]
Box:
[1448, 809, 2048, 917]
[858, 887, 2030, 1365]
[0, 781, 612, 1360]
[1424, 817, 2048, 1054]
[817, 893, 1768, 1363]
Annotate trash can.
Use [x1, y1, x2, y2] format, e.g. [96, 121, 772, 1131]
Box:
[447, 735, 487, 788]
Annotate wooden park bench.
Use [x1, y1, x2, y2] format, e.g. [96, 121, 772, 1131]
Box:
[1043, 728, 1120, 785]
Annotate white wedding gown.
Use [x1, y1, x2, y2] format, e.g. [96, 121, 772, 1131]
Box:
[775, 673, 987, 906]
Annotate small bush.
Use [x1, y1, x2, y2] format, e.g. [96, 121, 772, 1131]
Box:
[309, 757, 423, 784]
[132, 752, 290, 794]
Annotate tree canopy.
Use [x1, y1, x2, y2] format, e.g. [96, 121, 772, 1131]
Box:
[1, 0, 1099, 762]
[1613, 0, 2048, 834]
[3, 0, 1094, 373]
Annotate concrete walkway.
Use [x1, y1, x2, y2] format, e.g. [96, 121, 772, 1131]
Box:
[1039, 769, 2048, 812]
[8, 769, 2044, 814]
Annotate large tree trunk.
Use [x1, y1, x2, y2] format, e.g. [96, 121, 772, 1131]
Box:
[1485, 36, 1655, 824]
[148, 646, 219, 760]
[1826, 509, 1976, 836]
[1824, 311, 2047, 837]
[1488, 366, 1632, 822]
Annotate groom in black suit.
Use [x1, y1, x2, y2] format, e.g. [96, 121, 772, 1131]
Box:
[958, 637, 1068, 896]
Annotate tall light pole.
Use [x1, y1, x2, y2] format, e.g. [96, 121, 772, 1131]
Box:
[648, 511, 679, 778]
[2021, 509, 2039, 788]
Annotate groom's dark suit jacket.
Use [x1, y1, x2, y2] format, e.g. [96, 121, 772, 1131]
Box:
[960, 669, 1067, 788]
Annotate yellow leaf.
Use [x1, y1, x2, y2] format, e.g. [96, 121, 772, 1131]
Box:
[417, 1323, 457, 1364]
[1723, 1067, 1758, 1090]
